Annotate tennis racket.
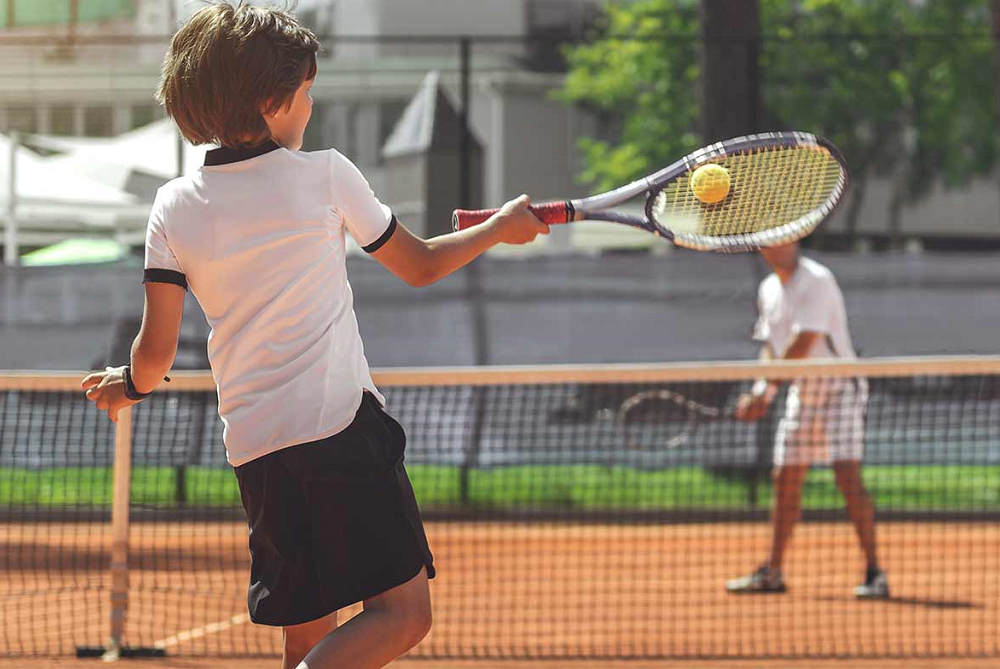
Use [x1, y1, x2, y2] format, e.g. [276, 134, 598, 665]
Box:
[617, 388, 735, 450]
[453, 132, 848, 252]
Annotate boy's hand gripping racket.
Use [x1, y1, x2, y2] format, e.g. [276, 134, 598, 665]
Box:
[453, 132, 849, 252]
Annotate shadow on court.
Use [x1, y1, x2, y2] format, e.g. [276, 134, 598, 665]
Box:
[814, 594, 981, 610]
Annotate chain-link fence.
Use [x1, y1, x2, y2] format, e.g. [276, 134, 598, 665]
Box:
[3, 25, 1000, 369]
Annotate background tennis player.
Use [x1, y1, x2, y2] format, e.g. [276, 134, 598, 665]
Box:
[726, 241, 889, 599]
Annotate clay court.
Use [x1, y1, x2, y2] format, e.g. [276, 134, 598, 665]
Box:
[1, 660, 998, 669]
[3, 519, 997, 664]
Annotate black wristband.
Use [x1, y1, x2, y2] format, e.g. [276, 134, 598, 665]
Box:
[123, 365, 154, 401]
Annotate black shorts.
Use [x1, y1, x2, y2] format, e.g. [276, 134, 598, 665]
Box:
[233, 392, 436, 627]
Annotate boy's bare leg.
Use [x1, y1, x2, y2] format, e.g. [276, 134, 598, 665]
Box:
[295, 567, 432, 669]
[283, 612, 337, 669]
[833, 460, 879, 569]
[768, 463, 809, 570]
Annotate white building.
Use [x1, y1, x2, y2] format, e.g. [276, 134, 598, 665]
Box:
[291, 0, 605, 209]
[1, 0, 603, 222]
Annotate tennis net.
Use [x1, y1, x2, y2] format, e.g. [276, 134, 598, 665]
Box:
[2, 357, 998, 659]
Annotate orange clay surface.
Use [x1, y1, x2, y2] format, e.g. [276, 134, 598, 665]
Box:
[2, 520, 997, 661]
[0, 660, 998, 669]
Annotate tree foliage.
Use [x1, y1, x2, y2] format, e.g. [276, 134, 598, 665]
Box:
[561, 0, 701, 192]
[562, 0, 998, 238]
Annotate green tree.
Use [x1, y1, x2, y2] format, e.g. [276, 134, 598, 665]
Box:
[561, 0, 701, 192]
[562, 0, 999, 245]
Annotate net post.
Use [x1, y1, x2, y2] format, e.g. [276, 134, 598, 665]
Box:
[105, 406, 134, 661]
[459, 387, 486, 505]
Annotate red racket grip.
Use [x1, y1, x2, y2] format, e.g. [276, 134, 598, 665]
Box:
[452, 202, 574, 231]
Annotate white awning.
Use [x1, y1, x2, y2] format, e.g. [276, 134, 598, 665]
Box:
[0, 132, 137, 207]
[31, 119, 208, 189]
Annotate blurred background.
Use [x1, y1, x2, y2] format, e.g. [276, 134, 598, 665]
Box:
[2, 0, 1000, 370]
[3, 4, 1000, 663]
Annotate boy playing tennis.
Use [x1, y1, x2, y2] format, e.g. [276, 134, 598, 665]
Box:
[726, 241, 888, 599]
[81, 4, 547, 668]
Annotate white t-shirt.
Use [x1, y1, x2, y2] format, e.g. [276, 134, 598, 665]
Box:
[753, 256, 856, 360]
[143, 143, 395, 466]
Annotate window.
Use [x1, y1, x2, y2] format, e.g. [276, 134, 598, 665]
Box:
[528, 0, 601, 35]
[83, 105, 114, 137]
[130, 104, 157, 130]
[2, 0, 135, 29]
[378, 100, 407, 163]
[301, 101, 327, 151]
[5, 106, 36, 134]
[526, 0, 602, 71]
[297, 4, 335, 36]
[49, 105, 76, 136]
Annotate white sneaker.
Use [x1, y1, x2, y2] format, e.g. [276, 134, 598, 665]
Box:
[726, 565, 787, 593]
[854, 569, 890, 599]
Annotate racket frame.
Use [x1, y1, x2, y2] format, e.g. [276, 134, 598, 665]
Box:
[454, 131, 849, 253]
[617, 388, 732, 450]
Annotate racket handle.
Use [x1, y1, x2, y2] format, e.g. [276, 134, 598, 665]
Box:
[452, 202, 574, 231]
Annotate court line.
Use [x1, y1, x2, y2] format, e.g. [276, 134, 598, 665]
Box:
[152, 612, 251, 650]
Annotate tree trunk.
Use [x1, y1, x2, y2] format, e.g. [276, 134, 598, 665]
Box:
[993, 1, 1000, 120]
[700, 0, 762, 143]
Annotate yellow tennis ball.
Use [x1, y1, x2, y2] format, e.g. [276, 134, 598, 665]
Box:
[690, 164, 731, 204]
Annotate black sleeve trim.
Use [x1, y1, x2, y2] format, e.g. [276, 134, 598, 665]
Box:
[143, 268, 188, 290]
[362, 215, 398, 254]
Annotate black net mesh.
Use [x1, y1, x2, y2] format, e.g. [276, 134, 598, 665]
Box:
[1, 366, 998, 658]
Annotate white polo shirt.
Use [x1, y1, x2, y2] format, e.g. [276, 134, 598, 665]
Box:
[143, 142, 396, 466]
[753, 256, 856, 360]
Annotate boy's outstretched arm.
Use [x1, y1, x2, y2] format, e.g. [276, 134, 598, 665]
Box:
[372, 195, 548, 287]
[82, 282, 185, 421]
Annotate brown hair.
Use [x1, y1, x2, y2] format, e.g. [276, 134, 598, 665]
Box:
[156, 2, 319, 148]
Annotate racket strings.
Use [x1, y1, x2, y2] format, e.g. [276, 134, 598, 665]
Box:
[652, 145, 845, 246]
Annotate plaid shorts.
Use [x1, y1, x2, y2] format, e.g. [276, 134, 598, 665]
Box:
[774, 378, 868, 466]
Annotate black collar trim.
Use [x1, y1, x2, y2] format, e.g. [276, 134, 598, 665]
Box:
[204, 140, 281, 166]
